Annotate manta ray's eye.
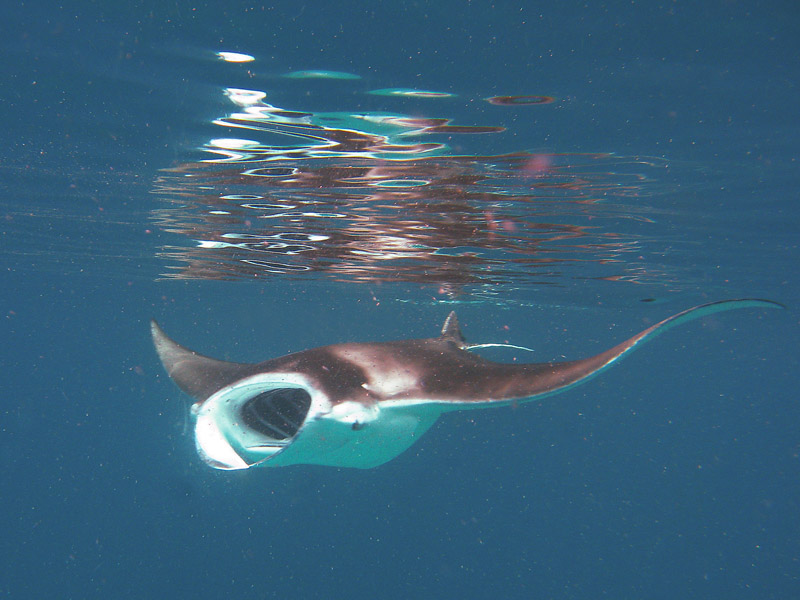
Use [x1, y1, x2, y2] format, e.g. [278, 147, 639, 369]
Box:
[241, 388, 312, 441]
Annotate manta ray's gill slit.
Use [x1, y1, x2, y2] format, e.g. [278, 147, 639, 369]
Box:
[240, 388, 312, 441]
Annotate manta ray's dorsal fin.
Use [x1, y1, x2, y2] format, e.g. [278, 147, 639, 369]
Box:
[440, 311, 466, 345]
[439, 311, 534, 352]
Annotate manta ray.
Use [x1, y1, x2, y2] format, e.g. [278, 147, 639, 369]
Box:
[151, 299, 781, 470]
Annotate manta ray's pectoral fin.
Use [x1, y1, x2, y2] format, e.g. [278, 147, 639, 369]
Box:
[589, 298, 786, 371]
[513, 298, 786, 401]
[422, 298, 784, 411]
[150, 320, 254, 402]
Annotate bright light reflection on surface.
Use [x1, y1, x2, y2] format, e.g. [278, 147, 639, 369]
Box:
[224, 88, 267, 106]
[150, 63, 678, 296]
[209, 138, 261, 150]
[284, 70, 361, 80]
[217, 51, 255, 63]
[368, 88, 455, 98]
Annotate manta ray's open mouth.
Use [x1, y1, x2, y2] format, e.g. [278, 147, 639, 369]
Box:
[240, 388, 312, 441]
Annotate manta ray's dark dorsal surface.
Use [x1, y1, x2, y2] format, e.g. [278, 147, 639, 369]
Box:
[151, 299, 782, 470]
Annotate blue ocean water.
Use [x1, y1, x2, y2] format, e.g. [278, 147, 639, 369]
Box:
[1, 1, 798, 598]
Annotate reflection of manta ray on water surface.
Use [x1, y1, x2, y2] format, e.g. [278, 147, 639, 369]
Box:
[151, 85, 676, 293]
[152, 299, 782, 471]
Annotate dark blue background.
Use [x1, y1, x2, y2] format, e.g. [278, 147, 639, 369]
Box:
[2, 1, 798, 598]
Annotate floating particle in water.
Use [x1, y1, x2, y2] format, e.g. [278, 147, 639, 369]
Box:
[217, 51, 255, 63]
[521, 153, 554, 176]
[368, 88, 456, 98]
[284, 70, 361, 80]
[486, 95, 555, 106]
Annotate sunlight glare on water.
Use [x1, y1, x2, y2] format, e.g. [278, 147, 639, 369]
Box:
[150, 54, 689, 303]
